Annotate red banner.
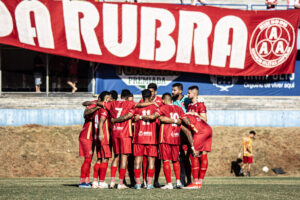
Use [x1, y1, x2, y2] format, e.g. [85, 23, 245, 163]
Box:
[0, 0, 299, 76]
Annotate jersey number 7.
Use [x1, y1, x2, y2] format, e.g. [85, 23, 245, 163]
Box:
[115, 108, 123, 118]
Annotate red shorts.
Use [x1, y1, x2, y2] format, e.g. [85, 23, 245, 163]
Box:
[159, 144, 179, 162]
[79, 138, 94, 158]
[112, 137, 132, 155]
[243, 156, 253, 164]
[194, 127, 212, 152]
[134, 144, 157, 157]
[97, 144, 112, 159]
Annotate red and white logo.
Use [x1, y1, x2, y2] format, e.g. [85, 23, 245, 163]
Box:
[250, 18, 295, 68]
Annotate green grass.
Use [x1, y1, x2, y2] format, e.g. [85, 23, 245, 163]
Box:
[0, 177, 300, 200]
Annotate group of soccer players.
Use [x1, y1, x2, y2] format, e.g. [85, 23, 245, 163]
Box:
[78, 83, 213, 190]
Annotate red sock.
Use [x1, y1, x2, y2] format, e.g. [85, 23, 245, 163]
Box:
[191, 156, 200, 183]
[119, 168, 127, 184]
[93, 163, 101, 182]
[99, 162, 108, 182]
[163, 161, 172, 184]
[80, 158, 92, 183]
[147, 168, 155, 185]
[111, 166, 118, 182]
[142, 156, 148, 181]
[199, 154, 208, 180]
[172, 161, 181, 180]
[134, 169, 142, 185]
[86, 159, 92, 183]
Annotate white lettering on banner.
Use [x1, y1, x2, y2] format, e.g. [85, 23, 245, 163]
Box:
[211, 16, 248, 69]
[0, 1, 13, 37]
[176, 11, 212, 65]
[268, 26, 279, 40]
[103, 4, 137, 57]
[15, 0, 54, 48]
[140, 7, 176, 62]
[0, 1, 297, 76]
[62, 0, 101, 55]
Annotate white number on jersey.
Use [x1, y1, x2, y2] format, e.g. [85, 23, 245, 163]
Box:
[170, 112, 180, 127]
[115, 108, 123, 118]
[142, 110, 151, 125]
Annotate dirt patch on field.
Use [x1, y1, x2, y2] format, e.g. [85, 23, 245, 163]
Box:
[0, 126, 299, 178]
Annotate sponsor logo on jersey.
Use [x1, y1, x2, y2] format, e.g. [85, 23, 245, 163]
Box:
[171, 132, 180, 137]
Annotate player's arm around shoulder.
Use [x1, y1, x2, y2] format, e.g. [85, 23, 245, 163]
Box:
[111, 112, 134, 124]
[159, 116, 181, 125]
[82, 101, 96, 107]
[83, 106, 100, 118]
[135, 101, 158, 108]
[140, 111, 160, 121]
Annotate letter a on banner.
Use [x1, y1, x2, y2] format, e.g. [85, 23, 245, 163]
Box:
[15, 0, 54, 48]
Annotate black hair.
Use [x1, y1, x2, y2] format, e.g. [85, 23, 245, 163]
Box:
[249, 130, 256, 135]
[147, 83, 158, 91]
[172, 83, 183, 90]
[188, 85, 199, 91]
[110, 90, 118, 100]
[162, 93, 172, 101]
[99, 91, 110, 101]
[142, 89, 152, 100]
[121, 89, 132, 99]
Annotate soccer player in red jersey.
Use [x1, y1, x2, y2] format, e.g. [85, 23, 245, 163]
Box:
[180, 114, 213, 189]
[187, 86, 207, 122]
[141, 93, 184, 189]
[92, 91, 111, 189]
[78, 97, 101, 188]
[139, 83, 163, 106]
[133, 89, 158, 189]
[113, 89, 158, 189]
[138, 83, 163, 187]
[186, 86, 208, 186]
[97, 89, 136, 189]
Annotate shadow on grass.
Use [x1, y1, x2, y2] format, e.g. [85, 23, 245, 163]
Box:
[62, 184, 79, 187]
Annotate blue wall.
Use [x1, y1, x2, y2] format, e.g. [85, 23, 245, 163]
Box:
[1, 109, 299, 127]
[0, 109, 84, 126]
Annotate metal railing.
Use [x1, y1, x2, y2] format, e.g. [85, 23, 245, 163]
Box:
[250, 4, 293, 10]
[95, 0, 297, 10]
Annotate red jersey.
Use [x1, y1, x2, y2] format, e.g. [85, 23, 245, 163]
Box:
[99, 108, 110, 145]
[188, 102, 207, 115]
[139, 96, 163, 107]
[156, 104, 184, 145]
[133, 104, 158, 145]
[103, 100, 136, 138]
[181, 114, 211, 136]
[79, 103, 98, 141]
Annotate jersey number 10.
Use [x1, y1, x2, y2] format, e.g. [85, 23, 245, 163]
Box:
[170, 112, 179, 127]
